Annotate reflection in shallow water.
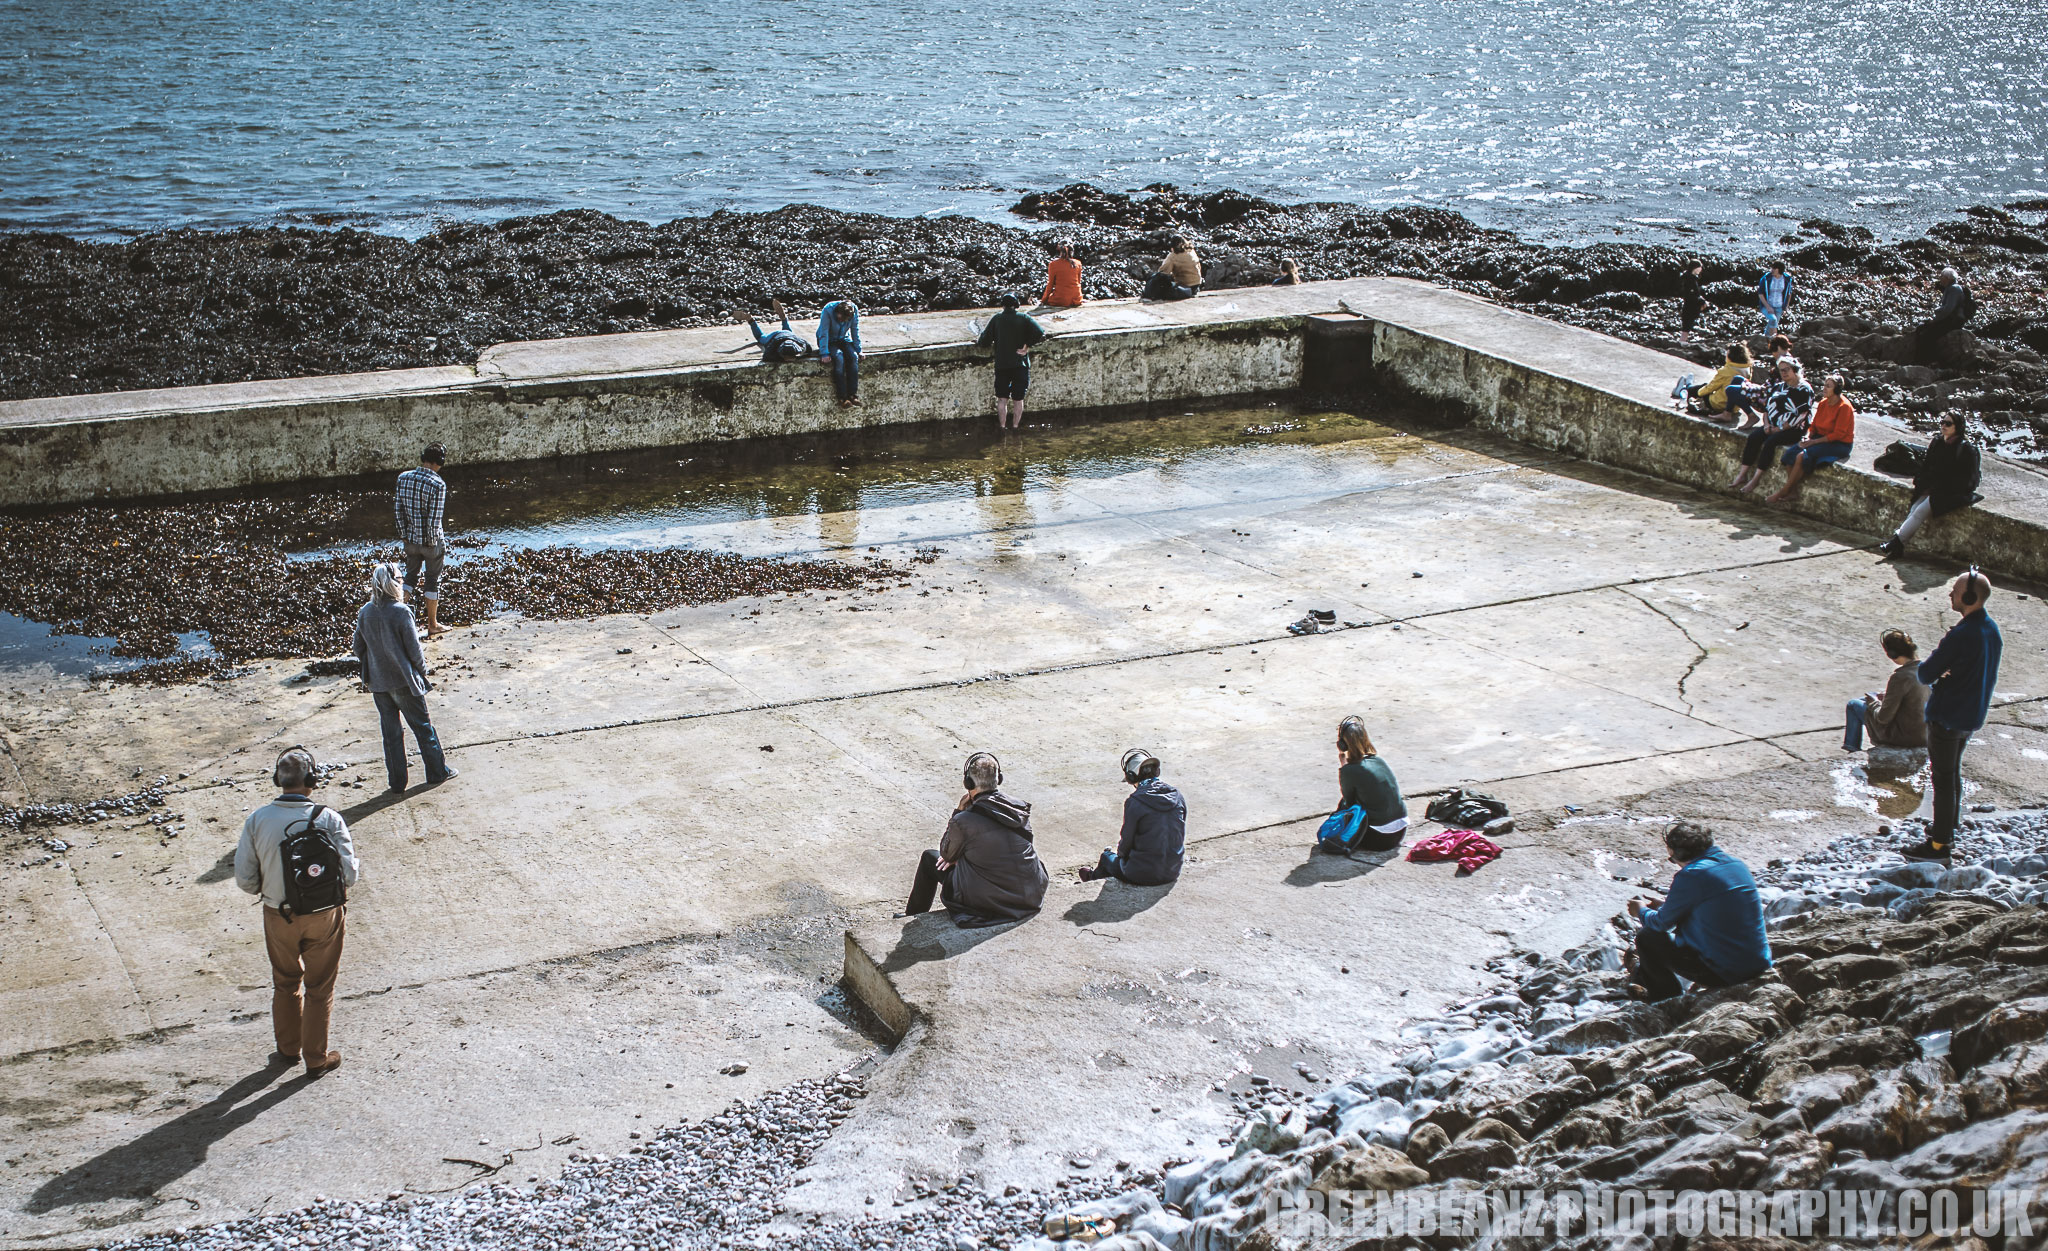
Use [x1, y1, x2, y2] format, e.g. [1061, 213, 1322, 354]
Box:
[1831, 759, 1930, 821]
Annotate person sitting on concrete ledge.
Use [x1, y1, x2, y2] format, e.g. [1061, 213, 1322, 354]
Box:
[904, 752, 1049, 926]
[748, 298, 813, 362]
[1318, 715, 1407, 854]
[1080, 748, 1186, 885]
[816, 298, 863, 407]
[1041, 241, 1084, 308]
[1142, 236, 1202, 301]
[1685, 342, 1750, 423]
[1845, 628, 1929, 754]
[1271, 258, 1303, 286]
[1766, 372, 1854, 503]
[1728, 356, 1812, 494]
[1626, 822, 1771, 1002]
[1879, 412, 1981, 558]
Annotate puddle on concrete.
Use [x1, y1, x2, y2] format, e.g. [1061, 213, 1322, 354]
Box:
[1830, 759, 1930, 820]
[224, 402, 1408, 555]
[0, 611, 215, 677]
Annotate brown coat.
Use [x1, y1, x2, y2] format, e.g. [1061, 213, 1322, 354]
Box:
[1158, 248, 1202, 288]
[940, 792, 1048, 922]
[1865, 662, 1930, 748]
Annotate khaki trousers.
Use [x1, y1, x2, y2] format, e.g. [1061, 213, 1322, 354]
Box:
[262, 905, 345, 1059]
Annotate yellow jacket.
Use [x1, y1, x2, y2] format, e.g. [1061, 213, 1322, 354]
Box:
[1698, 360, 1746, 411]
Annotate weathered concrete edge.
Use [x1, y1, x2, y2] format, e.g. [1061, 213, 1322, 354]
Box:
[840, 931, 912, 1044]
[1365, 321, 2048, 586]
[0, 314, 1304, 507]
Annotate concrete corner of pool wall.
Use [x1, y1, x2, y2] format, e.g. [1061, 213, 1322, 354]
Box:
[3, 277, 2044, 584]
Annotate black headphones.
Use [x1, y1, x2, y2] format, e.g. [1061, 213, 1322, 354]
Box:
[963, 751, 1003, 791]
[273, 744, 315, 789]
[1121, 748, 1160, 784]
[1962, 565, 1985, 608]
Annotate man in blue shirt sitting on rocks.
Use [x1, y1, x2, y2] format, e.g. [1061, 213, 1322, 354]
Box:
[1626, 821, 1772, 1001]
[1904, 568, 2004, 865]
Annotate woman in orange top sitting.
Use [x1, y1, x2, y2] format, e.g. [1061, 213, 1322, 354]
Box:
[1768, 373, 1855, 503]
[1041, 242, 1083, 308]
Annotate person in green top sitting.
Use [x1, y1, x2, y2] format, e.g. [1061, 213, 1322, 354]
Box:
[976, 294, 1048, 430]
[1332, 716, 1407, 852]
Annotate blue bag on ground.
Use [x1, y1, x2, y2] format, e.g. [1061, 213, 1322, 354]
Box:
[1316, 805, 1366, 853]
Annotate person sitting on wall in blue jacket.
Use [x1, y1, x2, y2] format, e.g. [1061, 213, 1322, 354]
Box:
[1080, 748, 1187, 886]
[816, 298, 863, 407]
[1626, 821, 1771, 1001]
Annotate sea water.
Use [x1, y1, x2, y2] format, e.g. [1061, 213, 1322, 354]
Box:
[2, 0, 2045, 243]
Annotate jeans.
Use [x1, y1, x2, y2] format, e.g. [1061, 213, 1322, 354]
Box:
[1844, 698, 1870, 751]
[1740, 425, 1803, 469]
[403, 541, 445, 602]
[1761, 304, 1785, 333]
[373, 688, 449, 790]
[1632, 926, 1732, 1002]
[1143, 273, 1199, 301]
[828, 342, 860, 399]
[1894, 496, 1934, 544]
[1927, 722, 1971, 847]
[905, 848, 957, 915]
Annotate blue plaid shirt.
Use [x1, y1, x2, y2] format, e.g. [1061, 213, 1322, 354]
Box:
[395, 467, 446, 547]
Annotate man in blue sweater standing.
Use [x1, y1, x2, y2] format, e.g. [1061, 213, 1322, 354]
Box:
[1905, 569, 2004, 864]
[1626, 822, 1771, 1001]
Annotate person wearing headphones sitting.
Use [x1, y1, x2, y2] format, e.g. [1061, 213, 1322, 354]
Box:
[904, 751, 1049, 926]
[1080, 748, 1187, 885]
[1904, 568, 2003, 865]
[236, 746, 357, 1075]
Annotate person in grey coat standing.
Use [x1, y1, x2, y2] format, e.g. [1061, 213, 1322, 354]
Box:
[352, 563, 457, 793]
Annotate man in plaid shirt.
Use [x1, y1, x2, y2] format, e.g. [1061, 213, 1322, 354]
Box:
[394, 444, 449, 638]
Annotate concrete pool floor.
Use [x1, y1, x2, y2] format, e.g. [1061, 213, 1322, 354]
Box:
[3, 414, 2046, 1246]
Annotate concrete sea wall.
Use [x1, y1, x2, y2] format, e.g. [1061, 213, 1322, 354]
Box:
[4, 276, 2044, 584]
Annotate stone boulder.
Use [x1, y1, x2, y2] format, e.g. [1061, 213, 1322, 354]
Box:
[1815, 1075, 1915, 1158]
[1753, 1129, 1833, 1191]
[1404, 1121, 1450, 1168]
[1619, 1131, 1768, 1191]
[1782, 951, 1910, 996]
[1310, 1144, 1429, 1194]
[1955, 995, 2048, 1070]
[1756, 1066, 1873, 1124]
[1426, 1137, 1518, 1181]
[1891, 1108, 2048, 1189]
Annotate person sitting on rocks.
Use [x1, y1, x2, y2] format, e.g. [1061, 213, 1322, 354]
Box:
[1040, 242, 1084, 308]
[1914, 267, 1975, 362]
[1143, 236, 1202, 301]
[1845, 628, 1929, 754]
[816, 298, 863, 407]
[748, 299, 813, 362]
[1756, 261, 1794, 334]
[1271, 258, 1303, 286]
[1322, 715, 1407, 853]
[1879, 411, 1982, 558]
[1080, 749, 1186, 886]
[1729, 356, 1812, 494]
[1626, 822, 1771, 1001]
[1767, 373, 1855, 503]
[1686, 342, 1751, 423]
[903, 752, 1049, 926]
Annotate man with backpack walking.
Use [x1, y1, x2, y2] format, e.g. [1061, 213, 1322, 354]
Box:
[235, 746, 357, 1075]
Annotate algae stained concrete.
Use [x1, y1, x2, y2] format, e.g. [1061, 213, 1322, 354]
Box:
[2, 415, 2046, 1246]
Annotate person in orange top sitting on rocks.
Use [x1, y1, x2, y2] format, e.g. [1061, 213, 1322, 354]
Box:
[1040, 241, 1083, 308]
[1767, 373, 1855, 503]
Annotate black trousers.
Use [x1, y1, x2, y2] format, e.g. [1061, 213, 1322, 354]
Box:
[1143, 273, 1198, 301]
[1632, 927, 1732, 1002]
[1928, 722, 1971, 847]
[1916, 312, 1966, 361]
[1740, 425, 1803, 468]
[905, 848, 957, 915]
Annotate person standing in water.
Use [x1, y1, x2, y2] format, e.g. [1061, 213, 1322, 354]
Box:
[977, 294, 1047, 430]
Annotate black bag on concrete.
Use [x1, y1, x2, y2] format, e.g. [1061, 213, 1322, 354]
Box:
[1425, 788, 1510, 829]
[1873, 440, 1924, 477]
[279, 804, 346, 919]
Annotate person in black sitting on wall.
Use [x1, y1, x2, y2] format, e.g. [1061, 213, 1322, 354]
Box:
[1080, 748, 1186, 885]
[1879, 411, 1982, 558]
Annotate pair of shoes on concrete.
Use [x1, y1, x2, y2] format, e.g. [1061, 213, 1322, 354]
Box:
[305, 1050, 343, 1077]
[1878, 536, 1905, 558]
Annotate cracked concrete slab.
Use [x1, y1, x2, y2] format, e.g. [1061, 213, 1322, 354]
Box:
[3, 413, 2043, 1247]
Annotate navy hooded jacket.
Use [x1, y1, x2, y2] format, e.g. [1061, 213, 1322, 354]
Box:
[1115, 779, 1187, 886]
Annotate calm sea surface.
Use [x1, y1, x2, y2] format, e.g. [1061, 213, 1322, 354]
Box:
[2, 0, 2045, 244]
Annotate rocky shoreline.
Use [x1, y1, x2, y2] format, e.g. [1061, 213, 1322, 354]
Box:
[4, 186, 2046, 459]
